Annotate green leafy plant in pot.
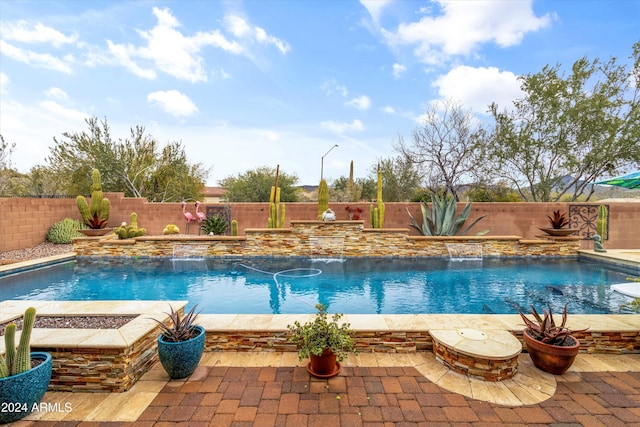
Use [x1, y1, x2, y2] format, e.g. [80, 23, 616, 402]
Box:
[518, 303, 587, 375]
[0, 307, 53, 423]
[288, 303, 357, 378]
[151, 305, 204, 379]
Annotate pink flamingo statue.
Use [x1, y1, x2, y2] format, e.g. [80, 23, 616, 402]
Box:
[181, 201, 196, 234]
[195, 201, 206, 234]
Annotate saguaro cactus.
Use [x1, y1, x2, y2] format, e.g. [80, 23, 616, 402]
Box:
[317, 179, 329, 220]
[1, 307, 37, 378]
[370, 164, 385, 228]
[76, 169, 110, 229]
[231, 219, 238, 236]
[597, 204, 608, 240]
[268, 165, 286, 228]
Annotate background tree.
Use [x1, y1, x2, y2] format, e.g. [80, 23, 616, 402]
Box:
[395, 100, 486, 200]
[486, 41, 640, 202]
[371, 156, 423, 202]
[220, 166, 301, 202]
[0, 135, 17, 195]
[46, 117, 208, 201]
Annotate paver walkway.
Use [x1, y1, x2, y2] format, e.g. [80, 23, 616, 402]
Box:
[12, 359, 640, 426]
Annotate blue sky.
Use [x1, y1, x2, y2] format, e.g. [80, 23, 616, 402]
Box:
[1, 1, 638, 186]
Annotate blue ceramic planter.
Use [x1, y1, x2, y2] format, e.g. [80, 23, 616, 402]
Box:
[0, 352, 53, 424]
[157, 325, 205, 379]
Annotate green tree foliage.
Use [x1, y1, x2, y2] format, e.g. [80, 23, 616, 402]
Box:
[487, 42, 640, 202]
[46, 117, 209, 201]
[219, 166, 300, 202]
[464, 181, 523, 202]
[395, 100, 486, 200]
[369, 156, 423, 202]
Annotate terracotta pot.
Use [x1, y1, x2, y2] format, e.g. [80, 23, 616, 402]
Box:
[523, 328, 580, 375]
[539, 228, 577, 237]
[307, 348, 340, 378]
[78, 228, 113, 237]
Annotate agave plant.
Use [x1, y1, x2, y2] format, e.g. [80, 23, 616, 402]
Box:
[407, 193, 488, 236]
[201, 215, 228, 235]
[151, 305, 201, 342]
[547, 210, 569, 229]
[518, 303, 588, 345]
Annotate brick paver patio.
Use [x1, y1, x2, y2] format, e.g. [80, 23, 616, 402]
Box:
[12, 364, 640, 426]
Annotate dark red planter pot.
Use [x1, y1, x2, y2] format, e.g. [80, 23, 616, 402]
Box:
[523, 329, 581, 375]
[307, 348, 340, 378]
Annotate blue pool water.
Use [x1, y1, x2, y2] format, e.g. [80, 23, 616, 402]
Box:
[0, 258, 636, 314]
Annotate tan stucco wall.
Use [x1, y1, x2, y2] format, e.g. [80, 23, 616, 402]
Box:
[1, 195, 638, 251]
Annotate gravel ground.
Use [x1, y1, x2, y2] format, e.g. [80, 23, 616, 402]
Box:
[0, 242, 73, 263]
[0, 316, 137, 335]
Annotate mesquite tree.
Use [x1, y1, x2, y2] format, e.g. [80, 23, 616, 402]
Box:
[486, 41, 640, 202]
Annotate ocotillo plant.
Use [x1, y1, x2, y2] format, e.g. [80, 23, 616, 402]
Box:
[0, 307, 36, 378]
[597, 205, 608, 241]
[370, 164, 385, 228]
[317, 179, 329, 220]
[76, 168, 110, 229]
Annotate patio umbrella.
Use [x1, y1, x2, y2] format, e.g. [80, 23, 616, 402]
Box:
[594, 171, 640, 189]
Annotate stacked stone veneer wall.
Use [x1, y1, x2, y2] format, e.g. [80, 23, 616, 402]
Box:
[202, 329, 638, 355]
[32, 321, 166, 393]
[2, 196, 639, 252]
[74, 221, 581, 259]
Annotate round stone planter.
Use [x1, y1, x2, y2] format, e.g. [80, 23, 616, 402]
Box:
[0, 352, 52, 423]
[157, 325, 205, 379]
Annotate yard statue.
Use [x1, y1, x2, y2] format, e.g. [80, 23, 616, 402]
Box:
[593, 235, 606, 252]
[322, 208, 336, 221]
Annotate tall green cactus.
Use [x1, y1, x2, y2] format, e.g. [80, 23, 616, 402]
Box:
[1, 307, 37, 378]
[346, 161, 361, 202]
[231, 219, 238, 236]
[370, 164, 385, 228]
[597, 204, 608, 240]
[76, 169, 110, 229]
[268, 166, 286, 228]
[317, 179, 329, 220]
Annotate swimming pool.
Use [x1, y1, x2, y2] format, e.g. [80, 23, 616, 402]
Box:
[0, 257, 635, 314]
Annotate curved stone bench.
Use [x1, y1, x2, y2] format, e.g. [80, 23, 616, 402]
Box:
[430, 328, 522, 381]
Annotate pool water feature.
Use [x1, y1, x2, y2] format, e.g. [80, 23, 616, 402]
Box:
[0, 258, 635, 315]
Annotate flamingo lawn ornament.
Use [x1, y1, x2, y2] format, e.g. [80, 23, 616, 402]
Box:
[181, 201, 196, 234]
[195, 201, 206, 235]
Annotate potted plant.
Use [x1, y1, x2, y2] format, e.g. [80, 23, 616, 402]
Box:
[288, 303, 357, 378]
[518, 303, 587, 375]
[151, 305, 205, 379]
[76, 168, 112, 236]
[540, 210, 576, 236]
[0, 307, 53, 423]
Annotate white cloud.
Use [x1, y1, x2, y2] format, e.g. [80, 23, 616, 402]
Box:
[147, 90, 198, 117]
[45, 87, 68, 99]
[107, 7, 243, 83]
[0, 73, 8, 94]
[39, 100, 88, 121]
[321, 79, 349, 97]
[381, 105, 395, 114]
[1, 21, 78, 47]
[379, 0, 553, 65]
[0, 40, 74, 73]
[224, 15, 290, 55]
[345, 95, 371, 111]
[321, 119, 364, 134]
[360, 0, 393, 24]
[392, 63, 406, 79]
[433, 65, 523, 114]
